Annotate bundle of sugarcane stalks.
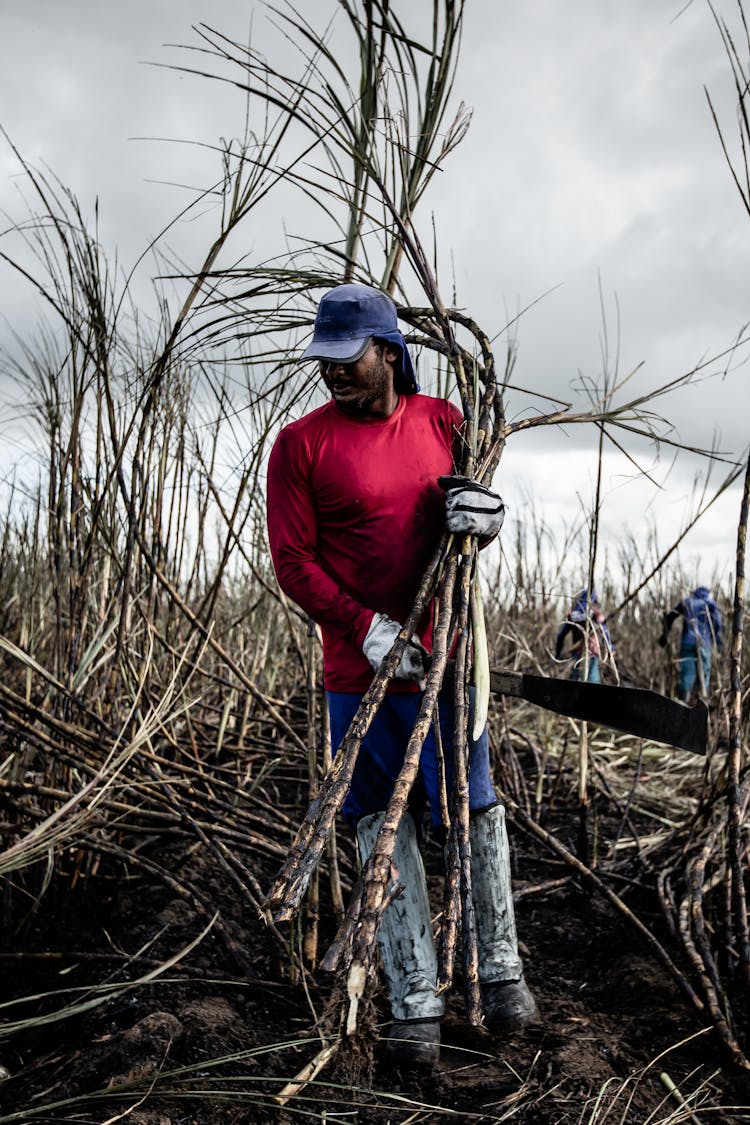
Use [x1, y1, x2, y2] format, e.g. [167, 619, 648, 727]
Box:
[263, 282, 511, 1037]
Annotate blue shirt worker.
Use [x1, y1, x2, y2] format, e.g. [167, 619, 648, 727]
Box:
[658, 585, 723, 701]
[555, 588, 613, 684]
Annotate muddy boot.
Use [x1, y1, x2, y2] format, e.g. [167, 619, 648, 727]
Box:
[470, 803, 538, 1033]
[356, 811, 444, 1066]
[384, 1017, 442, 1067]
[481, 978, 538, 1032]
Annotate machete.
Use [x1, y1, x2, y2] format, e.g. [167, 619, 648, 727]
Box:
[488, 669, 708, 756]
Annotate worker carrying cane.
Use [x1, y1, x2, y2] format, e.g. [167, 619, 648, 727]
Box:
[554, 587, 614, 683]
[266, 282, 537, 1067]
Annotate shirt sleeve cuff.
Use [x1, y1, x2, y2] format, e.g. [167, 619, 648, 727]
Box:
[352, 607, 376, 649]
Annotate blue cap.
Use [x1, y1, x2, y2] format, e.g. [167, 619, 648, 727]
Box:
[300, 283, 419, 394]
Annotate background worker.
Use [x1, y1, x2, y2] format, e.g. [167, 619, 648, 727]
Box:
[658, 584, 723, 701]
[555, 587, 613, 683]
[266, 282, 537, 1067]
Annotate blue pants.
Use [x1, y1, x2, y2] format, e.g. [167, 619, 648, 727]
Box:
[678, 642, 711, 699]
[328, 689, 497, 828]
[571, 655, 600, 683]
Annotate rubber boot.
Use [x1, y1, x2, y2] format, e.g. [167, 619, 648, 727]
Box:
[356, 811, 444, 1066]
[470, 803, 538, 1032]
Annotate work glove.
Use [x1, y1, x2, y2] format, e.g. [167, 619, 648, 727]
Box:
[439, 475, 505, 539]
[362, 612, 428, 682]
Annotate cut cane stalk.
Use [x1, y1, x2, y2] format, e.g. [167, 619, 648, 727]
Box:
[345, 961, 367, 1036]
[274, 1040, 341, 1106]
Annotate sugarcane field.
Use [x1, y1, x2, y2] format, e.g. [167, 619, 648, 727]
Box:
[1, 2, 750, 1122]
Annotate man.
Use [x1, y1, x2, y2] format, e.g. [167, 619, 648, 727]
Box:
[266, 282, 537, 1067]
[658, 585, 723, 701]
[554, 587, 613, 684]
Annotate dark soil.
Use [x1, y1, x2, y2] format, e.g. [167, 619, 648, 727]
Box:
[1, 804, 749, 1124]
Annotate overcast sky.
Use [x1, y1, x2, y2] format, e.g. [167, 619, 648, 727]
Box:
[1, 0, 748, 592]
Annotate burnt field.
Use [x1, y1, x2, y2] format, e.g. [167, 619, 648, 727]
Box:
[1, 650, 749, 1123]
[2, 3, 750, 1121]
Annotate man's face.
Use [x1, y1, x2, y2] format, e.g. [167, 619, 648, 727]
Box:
[319, 340, 398, 418]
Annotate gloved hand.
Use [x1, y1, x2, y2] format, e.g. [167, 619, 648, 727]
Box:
[439, 475, 505, 539]
[657, 633, 668, 648]
[362, 613, 428, 681]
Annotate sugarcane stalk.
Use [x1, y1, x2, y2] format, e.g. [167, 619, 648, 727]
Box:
[434, 307, 505, 1011]
[322, 697, 346, 923]
[451, 539, 482, 1025]
[685, 824, 726, 1003]
[677, 864, 748, 1067]
[437, 821, 461, 993]
[432, 611, 458, 995]
[433, 698, 451, 830]
[274, 1040, 341, 1107]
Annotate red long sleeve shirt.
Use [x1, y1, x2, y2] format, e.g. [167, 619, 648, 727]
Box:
[266, 394, 464, 692]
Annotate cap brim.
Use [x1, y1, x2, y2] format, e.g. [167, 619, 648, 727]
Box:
[299, 335, 372, 364]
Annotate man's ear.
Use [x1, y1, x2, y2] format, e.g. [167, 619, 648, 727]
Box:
[384, 344, 399, 365]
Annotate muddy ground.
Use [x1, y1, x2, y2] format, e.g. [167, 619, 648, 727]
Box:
[1, 793, 749, 1124]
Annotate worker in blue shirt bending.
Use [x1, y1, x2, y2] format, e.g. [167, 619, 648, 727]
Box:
[658, 585, 723, 701]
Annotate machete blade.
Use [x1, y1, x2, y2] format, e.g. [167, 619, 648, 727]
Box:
[489, 670, 708, 756]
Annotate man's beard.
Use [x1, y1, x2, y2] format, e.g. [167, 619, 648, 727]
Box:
[342, 354, 391, 414]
